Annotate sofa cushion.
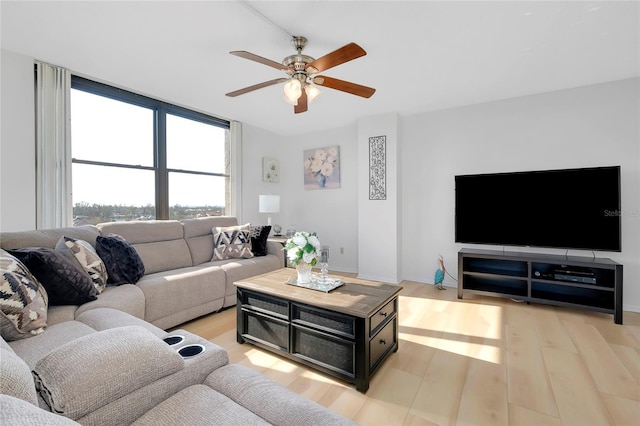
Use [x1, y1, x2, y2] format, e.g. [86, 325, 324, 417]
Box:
[0, 347, 39, 405]
[77, 330, 229, 426]
[131, 384, 270, 426]
[32, 326, 184, 420]
[9, 321, 96, 370]
[182, 216, 239, 239]
[181, 216, 239, 265]
[0, 225, 100, 251]
[75, 308, 165, 338]
[212, 224, 253, 260]
[8, 247, 97, 306]
[205, 364, 357, 425]
[130, 239, 194, 275]
[250, 225, 271, 256]
[74, 284, 146, 321]
[95, 235, 145, 284]
[0, 249, 48, 341]
[45, 284, 146, 326]
[97, 220, 183, 244]
[97, 220, 193, 274]
[0, 395, 79, 426]
[45, 305, 78, 326]
[55, 236, 108, 294]
[135, 264, 226, 328]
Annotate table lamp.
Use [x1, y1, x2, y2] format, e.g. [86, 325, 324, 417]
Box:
[259, 195, 280, 226]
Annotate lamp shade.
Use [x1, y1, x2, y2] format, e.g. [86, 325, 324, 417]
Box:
[283, 79, 302, 105]
[259, 195, 280, 213]
[305, 84, 322, 103]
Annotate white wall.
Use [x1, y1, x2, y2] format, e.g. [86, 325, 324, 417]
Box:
[241, 123, 360, 273]
[0, 50, 36, 231]
[357, 114, 402, 283]
[241, 78, 639, 312]
[2, 47, 638, 311]
[238, 123, 285, 226]
[400, 79, 640, 312]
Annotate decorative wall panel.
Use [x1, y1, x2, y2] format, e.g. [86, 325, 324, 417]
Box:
[369, 136, 386, 200]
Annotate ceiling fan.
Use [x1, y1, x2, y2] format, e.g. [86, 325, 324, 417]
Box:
[225, 36, 376, 114]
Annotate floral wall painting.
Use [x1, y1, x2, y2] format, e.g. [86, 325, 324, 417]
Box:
[369, 135, 386, 200]
[304, 145, 340, 190]
[262, 157, 279, 183]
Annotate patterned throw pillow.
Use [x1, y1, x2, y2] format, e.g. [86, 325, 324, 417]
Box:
[250, 225, 271, 257]
[8, 248, 98, 306]
[55, 236, 108, 294]
[212, 224, 254, 260]
[95, 234, 145, 285]
[0, 249, 48, 341]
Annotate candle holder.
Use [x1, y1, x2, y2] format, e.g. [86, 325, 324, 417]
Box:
[319, 246, 330, 282]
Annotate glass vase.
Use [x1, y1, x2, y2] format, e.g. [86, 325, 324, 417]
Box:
[295, 262, 313, 284]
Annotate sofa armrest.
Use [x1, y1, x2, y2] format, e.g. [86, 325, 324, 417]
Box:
[0, 347, 38, 405]
[0, 395, 79, 426]
[76, 330, 230, 426]
[32, 326, 184, 420]
[266, 241, 285, 266]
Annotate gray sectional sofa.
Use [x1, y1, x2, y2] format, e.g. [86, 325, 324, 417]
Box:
[0, 217, 355, 425]
[1, 308, 355, 425]
[0, 216, 283, 329]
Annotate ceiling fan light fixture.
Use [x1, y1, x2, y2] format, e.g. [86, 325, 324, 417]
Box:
[282, 94, 298, 106]
[283, 78, 302, 104]
[228, 36, 374, 114]
[305, 84, 321, 103]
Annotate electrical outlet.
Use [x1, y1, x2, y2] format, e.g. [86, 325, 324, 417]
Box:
[340, 247, 344, 254]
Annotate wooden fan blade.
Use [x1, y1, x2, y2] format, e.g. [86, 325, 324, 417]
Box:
[313, 76, 376, 98]
[307, 43, 366, 73]
[226, 78, 287, 97]
[230, 51, 290, 72]
[294, 89, 308, 114]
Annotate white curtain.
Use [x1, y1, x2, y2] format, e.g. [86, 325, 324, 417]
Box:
[229, 120, 243, 219]
[35, 61, 72, 228]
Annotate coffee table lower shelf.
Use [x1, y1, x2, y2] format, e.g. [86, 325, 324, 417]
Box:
[235, 271, 401, 393]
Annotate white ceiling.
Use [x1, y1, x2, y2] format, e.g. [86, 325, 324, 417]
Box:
[2, 1, 638, 136]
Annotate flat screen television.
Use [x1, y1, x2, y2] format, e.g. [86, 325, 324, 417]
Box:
[455, 166, 621, 252]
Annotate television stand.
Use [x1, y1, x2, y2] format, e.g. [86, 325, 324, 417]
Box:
[457, 248, 623, 324]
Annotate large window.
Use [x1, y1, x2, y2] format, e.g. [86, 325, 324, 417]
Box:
[70, 77, 230, 225]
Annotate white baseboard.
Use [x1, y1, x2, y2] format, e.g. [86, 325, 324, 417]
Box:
[356, 273, 402, 285]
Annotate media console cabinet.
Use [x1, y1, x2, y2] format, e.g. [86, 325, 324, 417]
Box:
[235, 269, 402, 393]
[458, 248, 623, 324]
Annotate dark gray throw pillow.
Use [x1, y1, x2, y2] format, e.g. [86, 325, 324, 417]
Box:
[8, 248, 98, 306]
[250, 225, 271, 257]
[95, 234, 145, 285]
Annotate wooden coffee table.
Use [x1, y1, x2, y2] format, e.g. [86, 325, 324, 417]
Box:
[235, 268, 402, 393]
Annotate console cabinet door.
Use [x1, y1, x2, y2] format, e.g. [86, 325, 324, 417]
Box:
[241, 310, 289, 351]
[292, 324, 356, 377]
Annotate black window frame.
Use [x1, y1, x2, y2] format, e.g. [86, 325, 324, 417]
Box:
[70, 75, 230, 220]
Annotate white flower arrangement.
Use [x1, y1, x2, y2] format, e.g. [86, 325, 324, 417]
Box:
[284, 231, 321, 266]
[304, 147, 338, 180]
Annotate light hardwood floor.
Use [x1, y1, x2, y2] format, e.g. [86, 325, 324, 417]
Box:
[175, 276, 639, 426]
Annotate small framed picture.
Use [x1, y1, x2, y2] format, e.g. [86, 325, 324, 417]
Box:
[303, 145, 340, 190]
[263, 157, 279, 183]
